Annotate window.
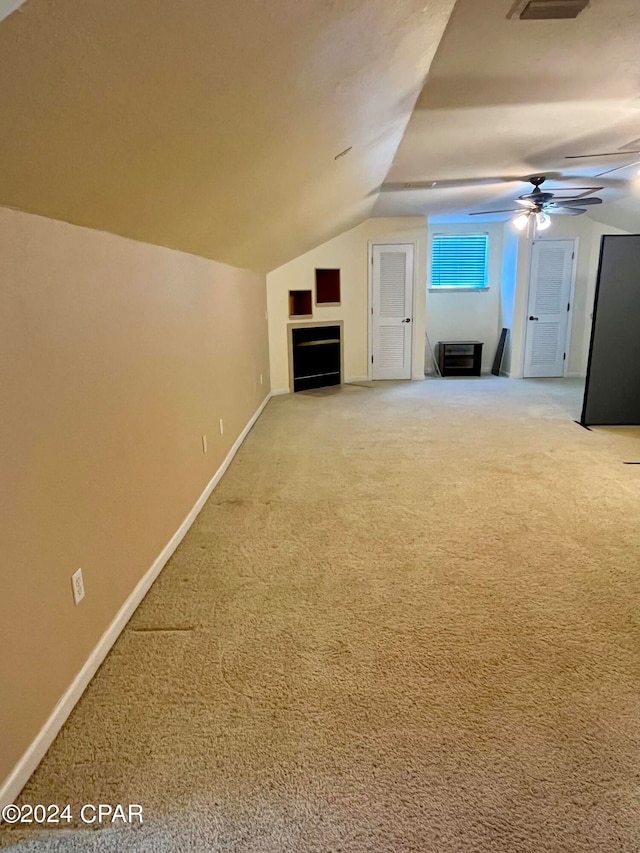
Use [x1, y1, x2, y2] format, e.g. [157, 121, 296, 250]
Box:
[430, 233, 488, 289]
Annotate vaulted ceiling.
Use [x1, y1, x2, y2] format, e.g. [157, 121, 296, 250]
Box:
[376, 0, 640, 227]
[2, 0, 640, 273]
[0, 0, 455, 272]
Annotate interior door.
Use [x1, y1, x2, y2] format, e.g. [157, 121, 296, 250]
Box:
[523, 239, 574, 378]
[371, 243, 414, 380]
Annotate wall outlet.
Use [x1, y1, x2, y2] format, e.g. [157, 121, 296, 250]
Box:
[202, 434, 207, 454]
[71, 568, 85, 605]
[219, 418, 224, 435]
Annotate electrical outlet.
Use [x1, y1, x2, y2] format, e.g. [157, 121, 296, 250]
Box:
[71, 568, 85, 605]
[202, 434, 207, 454]
[219, 418, 224, 435]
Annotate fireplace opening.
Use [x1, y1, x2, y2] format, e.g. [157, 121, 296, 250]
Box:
[291, 325, 341, 392]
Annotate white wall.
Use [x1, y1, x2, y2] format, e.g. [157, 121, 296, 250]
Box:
[510, 217, 631, 378]
[425, 221, 505, 372]
[583, 221, 631, 368]
[499, 225, 519, 375]
[266, 217, 427, 392]
[267, 213, 634, 391]
[428, 216, 635, 380]
[268, 216, 516, 388]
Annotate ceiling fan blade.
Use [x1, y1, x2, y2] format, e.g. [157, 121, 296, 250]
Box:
[596, 158, 640, 178]
[519, 192, 554, 203]
[515, 199, 536, 207]
[549, 196, 603, 206]
[565, 151, 640, 159]
[549, 206, 587, 215]
[543, 187, 603, 193]
[469, 209, 524, 215]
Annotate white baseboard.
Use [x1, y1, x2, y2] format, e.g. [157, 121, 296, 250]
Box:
[270, 387, 290, 396]
[0, 392, 272, 809]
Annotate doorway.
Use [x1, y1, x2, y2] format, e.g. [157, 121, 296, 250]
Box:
[523, 239, 575, 378]
[370, 243, 414, 380]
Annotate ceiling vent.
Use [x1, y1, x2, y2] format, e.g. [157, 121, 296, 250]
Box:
[518, 0, 590, 19]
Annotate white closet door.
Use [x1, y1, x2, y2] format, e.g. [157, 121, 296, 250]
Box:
[523, 240, 574, 378]
[371, 244, 414, 380]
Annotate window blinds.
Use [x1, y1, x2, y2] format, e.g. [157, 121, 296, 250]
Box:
[431, 234, 488, 288]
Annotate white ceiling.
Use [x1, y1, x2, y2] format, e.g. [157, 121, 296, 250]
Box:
[0, 0, 455, 272]
[2, 0, 640, 268]
[375, 0, 640, 226]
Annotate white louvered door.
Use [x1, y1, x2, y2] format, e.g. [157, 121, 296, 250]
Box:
[371, 244, 414, 380]
[523, 240, 574, 378]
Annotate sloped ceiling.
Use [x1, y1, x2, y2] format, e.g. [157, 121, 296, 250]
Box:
[0, 0, 455, 272]
[375, 0, 640, 223]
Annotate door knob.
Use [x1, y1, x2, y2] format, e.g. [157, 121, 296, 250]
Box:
[529, 315, 539, 321]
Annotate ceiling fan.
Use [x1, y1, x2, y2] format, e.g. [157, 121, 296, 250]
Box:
[470, 175, 604, 231]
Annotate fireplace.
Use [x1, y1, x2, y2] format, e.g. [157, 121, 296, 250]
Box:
[290, 323, 342, 392]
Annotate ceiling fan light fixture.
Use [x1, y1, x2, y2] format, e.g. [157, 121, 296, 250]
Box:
[472, 176, 597, 224]
[536, 211, 552, 230]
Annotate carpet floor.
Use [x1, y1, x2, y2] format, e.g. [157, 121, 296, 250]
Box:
[3, 377, 640, 852]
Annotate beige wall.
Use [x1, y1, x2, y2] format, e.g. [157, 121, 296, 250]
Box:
[266, 217, 428, 392]
[0, 207, 270, 790]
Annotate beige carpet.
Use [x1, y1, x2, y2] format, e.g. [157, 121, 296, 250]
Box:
[3, 377, 640, 852]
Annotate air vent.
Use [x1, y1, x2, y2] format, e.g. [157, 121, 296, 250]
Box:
[519, 0, 589, 19]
